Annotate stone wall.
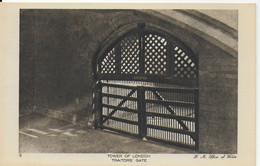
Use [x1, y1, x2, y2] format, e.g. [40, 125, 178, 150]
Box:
[20, 13, 35, 111]
[197, 39, 237, 153]
[20, 9, 237, 153]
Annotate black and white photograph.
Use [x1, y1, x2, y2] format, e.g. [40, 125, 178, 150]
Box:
[19, 9, 238, 154]
[0, 2, 256, 166]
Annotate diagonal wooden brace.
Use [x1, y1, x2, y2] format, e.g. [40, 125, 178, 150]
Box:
[151, 90, 197, 141]
[151, 90, 189, 130]
[102, 89, 136, 123]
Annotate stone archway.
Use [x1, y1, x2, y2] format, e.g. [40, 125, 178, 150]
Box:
[92, 23, 199, 150]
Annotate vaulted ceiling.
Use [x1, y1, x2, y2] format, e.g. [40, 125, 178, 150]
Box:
[142, 10, 238, 57]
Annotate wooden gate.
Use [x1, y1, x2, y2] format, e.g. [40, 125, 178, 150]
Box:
[97, 81, 199, 150]
[94, 23, 199, 150]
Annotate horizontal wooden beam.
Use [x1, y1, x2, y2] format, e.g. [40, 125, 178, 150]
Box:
[102, 115, 139, 125]
[102, 93, 137, 101]
[146, 111, 195, 122]
[145, 99, 195, 107]
[102, 104, 138, 114]
[146, 124, 195, 136]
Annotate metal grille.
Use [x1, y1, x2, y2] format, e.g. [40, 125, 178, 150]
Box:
[144, 34, 167, 75]
[145, 88, 196, 147]
[173, 45, 197, 79]
[121, 33, 140, 74]
[100, 48, 116, 74]
[97, 80, 199, 150]
[100, 82, 139, 135]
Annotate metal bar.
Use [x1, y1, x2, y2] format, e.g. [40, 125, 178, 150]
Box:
[151, 90, 190, 131]
[102, 89, 136, 123]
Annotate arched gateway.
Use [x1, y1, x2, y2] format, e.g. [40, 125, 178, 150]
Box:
[94, 23, 199, 150]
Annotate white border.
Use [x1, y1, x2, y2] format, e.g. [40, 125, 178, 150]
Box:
[0, 1, 258, 166]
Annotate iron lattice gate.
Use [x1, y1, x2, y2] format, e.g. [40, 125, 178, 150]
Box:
[97, 81, 199, 150]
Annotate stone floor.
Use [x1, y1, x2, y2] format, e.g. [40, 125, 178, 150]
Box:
[19, 112, 194, 153]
